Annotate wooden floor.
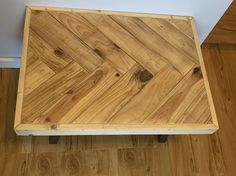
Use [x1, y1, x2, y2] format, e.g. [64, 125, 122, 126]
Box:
[1, 4, 236, 176]
[205, 1, 236, 44]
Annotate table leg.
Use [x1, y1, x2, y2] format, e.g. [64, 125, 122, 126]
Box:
[158, 135, 168, 143]
[49, 136, 60, 144]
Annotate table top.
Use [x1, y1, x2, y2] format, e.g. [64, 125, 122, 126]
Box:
[14, 6, 218, 135]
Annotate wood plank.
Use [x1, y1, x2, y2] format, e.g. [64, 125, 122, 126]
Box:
[14, 7, 31, 128]
[49, 11, 136, 74]
[118, 148, 157, 176]
[111, 15, 195, 75]
[31, 6, 190, 20]
[191, 19, 219, 127]
[140, 17, 198, 62]
[30, 10, 104, 72]
[108, 65, 183, 124]
[202, 43, 236, 175]
[0, 69, 32, 155]
[0, 154, 29, 175]
[33, 62, 121, 124]
[15, 123, 217, 135]
[74, 65, 152, 123]
[58, 62, 122, 123]
[81, 13, 167, 75]
[167, 80, 209, 123]
[183, 94, 211, 123]
[24, 58, 55, 95]
[143, 68, 209, 124]
[28, 30, 72, 72]
[22, 62, 88, 123]
[169, 18, 195, 40]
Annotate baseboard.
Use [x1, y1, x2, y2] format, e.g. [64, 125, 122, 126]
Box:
[0, 58, 21, 68]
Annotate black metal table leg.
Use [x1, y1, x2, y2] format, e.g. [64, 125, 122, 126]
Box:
[49, 136, 60, 144]
[158, 135, 168, 143]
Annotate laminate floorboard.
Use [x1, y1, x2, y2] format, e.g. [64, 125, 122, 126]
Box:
[205, 1, 236, 44]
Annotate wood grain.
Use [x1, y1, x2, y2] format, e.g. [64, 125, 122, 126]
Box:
[24, 58, 55, 95]
[169, 18, 195, 40]
[2, 5, 236, 174]
[28, 30, 72, 72]
[38, 62, 121, 124]
[22, 62, 88, 123]
[140, 17, 198, 62]
[74, 65, 152, 123]
[205, 1, 236, 44]
[14, 7, 217, 135]
[30, 10, 104, 72]
[111, 15, 196, 75]
[49, 11, 136, 74]
[81, 13, 167, 75]
[144, 67, 211, 124]
[109, 65, 182, 124]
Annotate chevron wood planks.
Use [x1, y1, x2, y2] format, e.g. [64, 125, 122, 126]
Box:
[14, 6, 218, 135]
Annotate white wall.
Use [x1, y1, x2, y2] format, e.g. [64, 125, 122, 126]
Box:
[0, 0, 232, 59]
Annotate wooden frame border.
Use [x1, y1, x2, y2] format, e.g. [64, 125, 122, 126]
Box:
[14, 6, 218, 136]
[190, 18, 219, 129]
[14, 7, 31, 128]
[28, 5, 190, 20]
[15, 123, 217, 136]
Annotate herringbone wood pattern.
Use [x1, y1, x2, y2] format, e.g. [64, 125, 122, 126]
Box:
[15, 7, 218, 135]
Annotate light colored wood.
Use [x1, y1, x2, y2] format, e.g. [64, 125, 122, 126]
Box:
[48, 11, 136, 74]
[14, 7, 31, 128]
[22, 62, 88, 123]
[109, 65, 183, 124]
[30, 10, 104, 73]
[140, 17, 198, 62]
[80, 13, 167, 75]
[191, 19, 219, 127]
[14, 6, 218, 135]
[143, 67, 211, 124]
[28, 6, 190, 20]
[110, 15, 195, 75]
[2, 8, 236, 173]
[73, 64, 150, 124]
[28, 30, 72, 72]
[24, 58, 55, 95]
[15, 124, 217, 136]
[169, 18, 195, 40]
[42, 62, 121, 124]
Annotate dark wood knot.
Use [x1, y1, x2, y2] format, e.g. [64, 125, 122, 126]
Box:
[50, 124, 57, 130]
[45, 118, 51, 122]
[193, 67, 202, 78]
[54, 48, 64, 56]
[94, 48, 103, 57]
[139, 70, 153, 82]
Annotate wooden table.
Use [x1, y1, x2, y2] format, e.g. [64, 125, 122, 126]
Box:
[14, 6, 218, 138]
